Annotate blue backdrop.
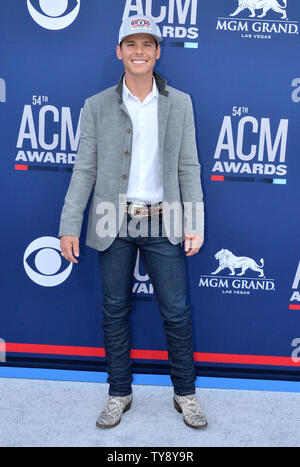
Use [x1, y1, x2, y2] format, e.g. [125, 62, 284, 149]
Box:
[1, 0, 300, 380]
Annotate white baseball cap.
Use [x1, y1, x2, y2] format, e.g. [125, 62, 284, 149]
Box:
[118, 15, 162, 45]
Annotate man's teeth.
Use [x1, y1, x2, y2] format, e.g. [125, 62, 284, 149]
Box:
[133, 60, 146, 63]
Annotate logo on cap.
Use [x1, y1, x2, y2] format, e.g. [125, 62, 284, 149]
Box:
[130, 18, 151, 30]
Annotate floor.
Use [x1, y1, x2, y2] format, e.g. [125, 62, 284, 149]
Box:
[0, 377, 300, 447]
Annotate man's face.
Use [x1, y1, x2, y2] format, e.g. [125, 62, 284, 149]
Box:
[116, 33, 161, 77]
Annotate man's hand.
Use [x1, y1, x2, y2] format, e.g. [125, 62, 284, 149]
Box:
[60, 236, 80, 264]
[184, 234, 204, 256]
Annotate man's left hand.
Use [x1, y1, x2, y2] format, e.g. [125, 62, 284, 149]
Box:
[184, 234, 204, 256]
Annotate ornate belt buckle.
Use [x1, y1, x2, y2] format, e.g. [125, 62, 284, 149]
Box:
[127, 202, 148, 218]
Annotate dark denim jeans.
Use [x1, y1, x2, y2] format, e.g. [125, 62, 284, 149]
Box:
[98, 213, 196, 397]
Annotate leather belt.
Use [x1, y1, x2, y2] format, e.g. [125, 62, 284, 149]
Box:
[125, 201, 163, 218]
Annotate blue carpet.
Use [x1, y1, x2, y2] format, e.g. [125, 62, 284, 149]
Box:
[0, 367, 299, 393]
[0, 375, 300, 446]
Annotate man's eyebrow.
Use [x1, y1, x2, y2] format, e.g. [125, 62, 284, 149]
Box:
[124, 39, 155, 44]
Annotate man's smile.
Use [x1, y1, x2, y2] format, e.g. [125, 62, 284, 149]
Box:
[132, 59, 147, 65]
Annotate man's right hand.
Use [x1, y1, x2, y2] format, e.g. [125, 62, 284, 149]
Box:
[60, 236, 80, 264]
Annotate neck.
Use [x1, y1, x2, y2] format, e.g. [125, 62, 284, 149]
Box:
[124, 72, 154, 102]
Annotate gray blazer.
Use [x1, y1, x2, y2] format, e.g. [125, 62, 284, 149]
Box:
[58, 71, 204, 251]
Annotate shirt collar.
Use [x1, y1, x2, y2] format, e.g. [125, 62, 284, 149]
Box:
[122, 75, 158, 103]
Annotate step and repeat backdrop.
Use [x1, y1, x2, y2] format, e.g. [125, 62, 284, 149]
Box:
[0, 0, 300, 380]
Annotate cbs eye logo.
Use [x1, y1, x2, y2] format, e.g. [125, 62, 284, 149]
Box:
[27, 0, 80, 30]
[23, 237, 72, 287]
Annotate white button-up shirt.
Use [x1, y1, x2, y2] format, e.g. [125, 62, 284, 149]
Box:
[123, 76, 163, 204]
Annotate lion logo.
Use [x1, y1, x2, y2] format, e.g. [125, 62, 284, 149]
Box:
[230, 0, 287, 19]
[211, 249, 265, 277]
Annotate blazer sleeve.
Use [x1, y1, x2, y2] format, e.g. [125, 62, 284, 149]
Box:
[58, 99, 97, 238]
[178, 95, 204, 236]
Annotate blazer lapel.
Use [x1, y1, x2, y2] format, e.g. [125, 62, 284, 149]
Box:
[158, 93, 171, 181]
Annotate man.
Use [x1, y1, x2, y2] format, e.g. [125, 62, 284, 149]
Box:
[59, 15, 206, 429]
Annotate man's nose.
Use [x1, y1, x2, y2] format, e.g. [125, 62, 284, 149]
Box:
[135, 45, 144, 54]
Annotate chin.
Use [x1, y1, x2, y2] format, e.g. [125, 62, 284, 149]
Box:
[129, 66, 153, 76]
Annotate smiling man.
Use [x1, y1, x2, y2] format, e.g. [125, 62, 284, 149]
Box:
[118, 32, 160, 78]
[59, 15, 206, 430]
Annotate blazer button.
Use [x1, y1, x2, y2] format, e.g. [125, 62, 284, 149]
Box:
[124, 151, 130, 156]
[122, 174, 127, 180]
[126, 128, 131, 133]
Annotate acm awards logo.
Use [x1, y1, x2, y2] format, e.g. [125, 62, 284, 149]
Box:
[211, 109, 289, 184]
[15, 100, 82, 170]
[27, 0, 80, 30]
[289, 261, 300, 310]
[199, 248, 276, 295]
[210, 73, 300, 186]
[122, 0, 199, 42]
[132, 250, 154, 297]
[216, 0, 298, 39]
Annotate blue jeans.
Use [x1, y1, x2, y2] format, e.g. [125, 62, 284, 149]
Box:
[98, 213, 196, 397]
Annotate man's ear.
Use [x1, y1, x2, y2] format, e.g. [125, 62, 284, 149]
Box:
[156, 44, 161, 60]
[116, 45, 122, 61]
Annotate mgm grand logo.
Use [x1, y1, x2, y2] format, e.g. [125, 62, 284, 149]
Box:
[216, 0, 298, 38]
[199, 249, 276, 295]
